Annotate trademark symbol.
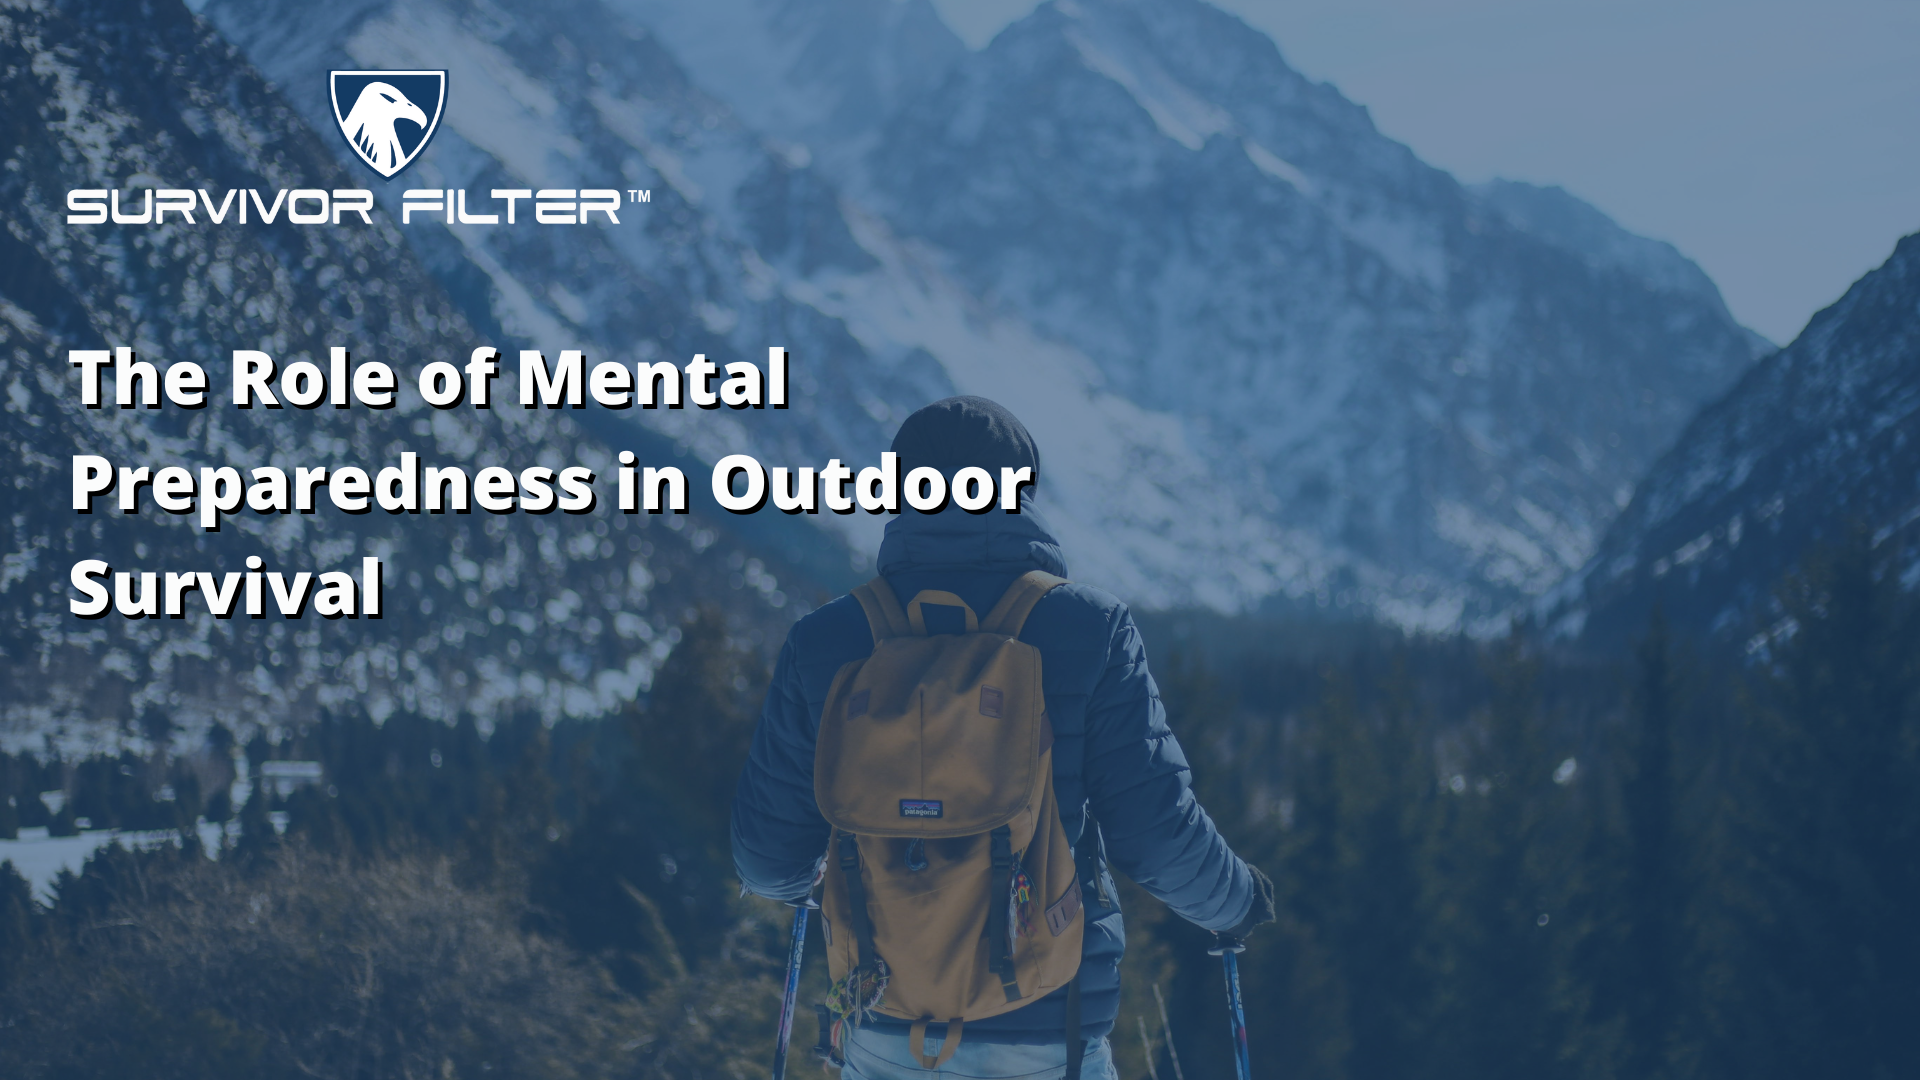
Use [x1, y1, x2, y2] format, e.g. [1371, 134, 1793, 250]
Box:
[627, 189, 651, 204]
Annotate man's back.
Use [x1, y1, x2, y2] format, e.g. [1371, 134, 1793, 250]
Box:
[732, 396, 1270, 1075]
[733, 498, 1256, 1044]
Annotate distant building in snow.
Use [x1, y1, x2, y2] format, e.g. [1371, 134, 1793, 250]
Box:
[259, 761, 324, 797]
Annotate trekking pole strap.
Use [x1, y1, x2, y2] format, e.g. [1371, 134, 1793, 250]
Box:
[986, 825, 1021, 1002]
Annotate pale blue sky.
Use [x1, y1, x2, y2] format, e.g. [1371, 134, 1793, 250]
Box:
[931, 0, 1920, 345]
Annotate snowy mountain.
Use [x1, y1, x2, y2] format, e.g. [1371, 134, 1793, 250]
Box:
[571, 0, 1769, 629]
[200, 0, 1334, 611]
[1547, 233, 1920, 646]
[201, 0, 1766, 627]
[1470, 178, 1770, 347]
[611, 0, 966, 175]
[861, 0, 1771, 627]
[0, 0, 794, 746]
[201, 0, 928, 584]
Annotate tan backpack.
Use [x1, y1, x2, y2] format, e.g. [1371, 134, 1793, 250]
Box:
[814, 570, 1084, 1069]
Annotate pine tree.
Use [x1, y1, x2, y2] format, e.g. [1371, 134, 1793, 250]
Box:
[234, 771, 277, 862]
[1151, 649, 1271, 1080]
[536, 606, 765, 992]
[1268, 659, 1439, 1080]
[1334, 659, 1440, 1080]
[1608, 611, 1686, 1080]
[1429, 636, 1583, 1080]
[0, 860, 37, 988]
[1706, 536, 1920, 1079]
[627, 604, 765, 854]
[0, 754, 18, 839]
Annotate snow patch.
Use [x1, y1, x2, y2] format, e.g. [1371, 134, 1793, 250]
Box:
[1242, 140, 1312, 195]
[1065, 27, 1231, 152]
[797, 207, 1334, 610]
[0, 822, 237, 903]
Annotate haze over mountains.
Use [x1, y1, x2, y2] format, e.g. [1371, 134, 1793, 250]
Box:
[201, 0, 1769, 629]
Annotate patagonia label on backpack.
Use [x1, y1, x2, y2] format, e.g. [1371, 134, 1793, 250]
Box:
[899, 799, 944, 819]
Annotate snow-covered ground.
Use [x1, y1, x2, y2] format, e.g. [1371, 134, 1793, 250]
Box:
[0, 819, 273, 903]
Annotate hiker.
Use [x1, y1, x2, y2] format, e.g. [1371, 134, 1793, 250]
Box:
[733, 396, 1275, 1080]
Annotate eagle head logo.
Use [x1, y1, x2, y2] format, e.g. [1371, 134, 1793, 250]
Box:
[330, 71, 447, 179]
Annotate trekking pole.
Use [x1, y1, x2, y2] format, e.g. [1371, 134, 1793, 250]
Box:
[772, 897, 817, 1080]
[1209, 933, 1252, 1080]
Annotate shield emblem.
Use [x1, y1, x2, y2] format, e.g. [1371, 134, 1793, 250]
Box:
[330, 71, 447, 179]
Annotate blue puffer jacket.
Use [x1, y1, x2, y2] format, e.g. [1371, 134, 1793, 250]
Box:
[731, 503, 1255, 1043]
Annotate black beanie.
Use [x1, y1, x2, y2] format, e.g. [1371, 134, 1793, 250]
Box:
[889, 396, 1040, 485]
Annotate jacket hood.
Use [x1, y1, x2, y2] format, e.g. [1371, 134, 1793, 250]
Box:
[876, 497, 1069, 578]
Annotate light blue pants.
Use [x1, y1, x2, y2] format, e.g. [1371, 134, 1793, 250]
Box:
[841, 1025, 1118, 1079]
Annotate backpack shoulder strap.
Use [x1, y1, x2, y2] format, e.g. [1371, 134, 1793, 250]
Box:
[849, 576, 912, 645]
[980, 571, 1070, 637]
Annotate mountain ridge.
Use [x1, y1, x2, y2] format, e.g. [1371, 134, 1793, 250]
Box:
[1547, 231, 1920, 646]
[201, 0, 1350, 612]
[188, 0, 1764, 629]
[856, 0, 1766, 626]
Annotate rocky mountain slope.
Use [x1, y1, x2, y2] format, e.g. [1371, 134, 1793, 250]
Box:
[854, 0, 1767, 628]
[139, 0, 1768, 630]
[201, 0, 1333, 612]
[1548, 233, 1920, 645]
[613, 0, 965, 175]
[483, 0, 1770, 629]
[0, 0, 793, 747]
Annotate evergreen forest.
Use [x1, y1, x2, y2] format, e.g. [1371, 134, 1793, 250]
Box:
[2, 536, 1916, 1080]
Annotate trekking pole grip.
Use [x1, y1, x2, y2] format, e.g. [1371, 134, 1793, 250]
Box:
[1208, 933, 1246, 956]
